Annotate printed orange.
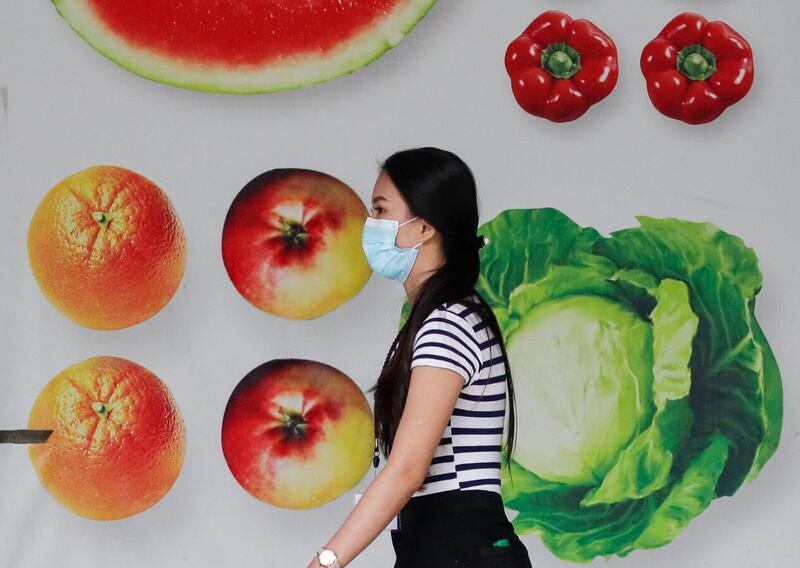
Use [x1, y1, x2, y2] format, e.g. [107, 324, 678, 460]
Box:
[27, 356, 186, 520]
[27, 166, 186, 329]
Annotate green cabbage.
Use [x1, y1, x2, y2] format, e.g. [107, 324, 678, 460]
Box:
[402, 208, 782, 562]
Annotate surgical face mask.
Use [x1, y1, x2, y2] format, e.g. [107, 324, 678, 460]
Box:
[361, 216, 422, 284]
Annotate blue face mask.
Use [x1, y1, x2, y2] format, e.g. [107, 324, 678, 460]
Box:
[361, 216, 422, 284]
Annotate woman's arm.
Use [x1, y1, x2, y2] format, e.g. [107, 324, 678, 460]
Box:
[306, 365, 465, 567]
[306, 456, 420, 568]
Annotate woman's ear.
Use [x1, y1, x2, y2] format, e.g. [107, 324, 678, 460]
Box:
[419, 219, 437, 242]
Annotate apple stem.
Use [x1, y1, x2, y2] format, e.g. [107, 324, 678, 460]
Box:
[278, 217, 308, 247]
[278, 408, 307, 437]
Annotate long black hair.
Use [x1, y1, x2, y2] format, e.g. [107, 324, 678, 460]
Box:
[366, 146, 518, 485]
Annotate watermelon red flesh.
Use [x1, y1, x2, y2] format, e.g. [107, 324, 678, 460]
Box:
[90, 1, 404, 65]
[52, 0, 438, 93]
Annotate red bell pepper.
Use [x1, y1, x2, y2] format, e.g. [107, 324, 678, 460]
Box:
[504, 10, 618, 123]
[640, 12, 754, 124]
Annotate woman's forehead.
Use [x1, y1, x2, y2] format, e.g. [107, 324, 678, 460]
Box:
[372, 172, 400, 201]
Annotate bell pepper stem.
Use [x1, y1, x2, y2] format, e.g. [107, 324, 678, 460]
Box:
[541, 42, 581, 79]
[676, 44, 717, 81]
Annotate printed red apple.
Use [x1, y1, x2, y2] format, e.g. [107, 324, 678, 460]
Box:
[222, 169, 371, 319]
[221, 359, 374, 509]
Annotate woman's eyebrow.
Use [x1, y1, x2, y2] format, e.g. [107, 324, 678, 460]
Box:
[371, 195, 389, 205]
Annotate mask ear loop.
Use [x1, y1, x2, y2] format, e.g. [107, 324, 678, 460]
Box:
[400, 216, 424, 250]
[398, 216, 419, 228]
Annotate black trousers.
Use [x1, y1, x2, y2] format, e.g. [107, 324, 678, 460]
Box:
[390, 489, 533, 567]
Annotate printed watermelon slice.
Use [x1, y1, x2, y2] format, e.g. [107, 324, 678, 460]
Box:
[51, 0, 438, 93]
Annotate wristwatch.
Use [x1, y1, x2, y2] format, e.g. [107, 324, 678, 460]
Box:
[316, 546, 341, 568]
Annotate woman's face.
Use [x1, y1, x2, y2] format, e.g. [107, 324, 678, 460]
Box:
[369, 170, 423, 248]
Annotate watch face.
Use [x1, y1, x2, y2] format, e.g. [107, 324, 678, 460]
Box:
[319, 550, 336, 564]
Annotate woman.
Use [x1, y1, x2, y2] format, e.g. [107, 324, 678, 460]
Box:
[307, 147, 532, 568]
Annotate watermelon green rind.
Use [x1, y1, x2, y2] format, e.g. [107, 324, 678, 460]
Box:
[51, 0, 438, 94]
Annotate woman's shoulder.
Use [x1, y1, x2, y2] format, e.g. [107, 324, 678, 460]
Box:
[434, 293, 482, 323]
[419, 294, 483, 340]
[413, 294, 485, 382]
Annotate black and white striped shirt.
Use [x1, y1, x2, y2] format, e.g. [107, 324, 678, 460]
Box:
[390, 293, 507, 498]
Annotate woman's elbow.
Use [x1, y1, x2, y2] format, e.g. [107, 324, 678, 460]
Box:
[385, 458, 427, 490]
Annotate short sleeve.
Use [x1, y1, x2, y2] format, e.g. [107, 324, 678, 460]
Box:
[410, 307, 483, 385]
